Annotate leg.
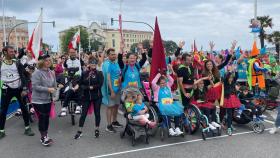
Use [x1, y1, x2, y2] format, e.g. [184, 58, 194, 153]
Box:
[15, 90, 30, 127]
[174, 116, 180, 128]
[93, 98, 102, 127]
[106, 107, 112, 125]
[78, 100, 90, 128]
[63, 89, 74, 108]
[0, 88, 13, 130]
[33, 103, 51, 137]
[275, 105, 280, 128]
[226, 108, 233, 129]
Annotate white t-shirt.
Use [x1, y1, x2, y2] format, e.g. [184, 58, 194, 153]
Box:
[1, 62, 21, 88]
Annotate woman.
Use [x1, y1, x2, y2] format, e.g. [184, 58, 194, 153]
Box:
[74, 56, 104, 139]
[202, 60, 222, 129]
[32, 54, 56, 146]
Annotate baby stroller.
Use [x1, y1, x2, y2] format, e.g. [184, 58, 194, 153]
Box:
[120, 87, 158, 146]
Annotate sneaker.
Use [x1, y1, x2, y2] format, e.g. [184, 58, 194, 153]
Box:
[24, 127, 35, 136]
[0, 131, 6, 139]
[95, 129, 100, 138]
[269, 127, 279, 134]
[211, 122, 221, 128]
[15, 109, 22, 116]
[209, 124, 216, 130]
[112, 121, 123, 128]
[174, 127, 183, 135]
[40, 136, 53, 146]
[75, 106, 81, 114]
[74, 131, 82, 139]
[106, 125, 117, 133]
[59, 108, 67, 117]
[227, 128, 232, 136]
[169, 128, 176, 136]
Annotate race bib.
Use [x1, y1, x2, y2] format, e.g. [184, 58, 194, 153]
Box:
[161, 98, 173, 105]
[128, 81, 138, 87]
[114, 79, 119, 87]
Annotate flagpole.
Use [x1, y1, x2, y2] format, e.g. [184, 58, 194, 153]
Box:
[254, 0, 257, 41]
[78, 27, 81, 60]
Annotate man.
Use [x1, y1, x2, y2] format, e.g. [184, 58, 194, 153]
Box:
[247, 41, 267, 95]
[0, 46, 35, 139]
[102, 48, 123, 133]
[177, 53, 195, 108]
[60, 48, 84, 116]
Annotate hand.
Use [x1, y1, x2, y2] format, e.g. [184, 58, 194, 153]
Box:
[89, 86, 94, 90]
[184, 93, 191, 98]
[231, 40, 238, 50]
[178, 41, 185, 48]
[21, 90, 28, 97]
[58, 84, 64, 88]
[48, 88, 56, 94]
[110, 91, 116, 99]
[209, 41, 215, 50]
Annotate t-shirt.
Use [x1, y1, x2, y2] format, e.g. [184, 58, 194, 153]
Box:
[132, 103, 145, 116]
[1, 62, 21, 88]
[237, 58, 248, 81]
[65, 58, 83, 76]
[108, 61, 121, 93]
[177, 65, 194, 85]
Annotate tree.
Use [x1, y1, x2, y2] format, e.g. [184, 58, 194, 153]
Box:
[267, 31, 280, 55]
[163, 40, 178, 54]
[61, 26, 89, 53]
[255, 16, 273, 48]
[90, 40, 104, 52]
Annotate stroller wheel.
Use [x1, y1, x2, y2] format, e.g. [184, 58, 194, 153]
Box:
[120, 131, 125, 139]
[252, 122, 265, 134]
[202, 131, 206, 141]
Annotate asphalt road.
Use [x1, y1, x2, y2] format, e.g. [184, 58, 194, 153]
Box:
[0, 105, 279, 158]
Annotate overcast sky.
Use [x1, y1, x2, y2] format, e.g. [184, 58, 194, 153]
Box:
[3, 0, 280, 51]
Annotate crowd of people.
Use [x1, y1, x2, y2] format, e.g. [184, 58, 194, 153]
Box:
[0, 38, 280, 147]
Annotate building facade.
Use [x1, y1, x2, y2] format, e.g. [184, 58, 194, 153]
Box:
[0, 16, 28, 50]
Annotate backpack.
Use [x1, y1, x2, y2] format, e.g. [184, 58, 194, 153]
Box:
[121, 64, 140, 82]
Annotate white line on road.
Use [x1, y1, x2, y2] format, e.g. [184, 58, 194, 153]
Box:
[89, 128, 273, 158]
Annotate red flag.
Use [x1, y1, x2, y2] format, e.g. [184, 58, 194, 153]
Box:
[149, 17, 166, 83]
[68, 30, 80, 49]
[27, 9, 43, 59]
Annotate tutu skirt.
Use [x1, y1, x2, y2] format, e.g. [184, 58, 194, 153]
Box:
[206, 83, 222, 102]
[191, 100, 214, 109]
[223, 95, 241, 108]
[158, 101, 184, 117]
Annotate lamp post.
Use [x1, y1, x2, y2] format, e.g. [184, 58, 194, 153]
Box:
[110, 18, 154, 31]
[2, 0, 7, 46]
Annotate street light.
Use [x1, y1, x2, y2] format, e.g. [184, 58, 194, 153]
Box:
[110, 18, 154, 31]
[7, 21, 55, 44]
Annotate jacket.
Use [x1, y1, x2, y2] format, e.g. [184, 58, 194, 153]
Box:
[80, 70, 104, 100]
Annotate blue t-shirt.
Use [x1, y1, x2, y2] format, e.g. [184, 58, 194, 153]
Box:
[237, 58, 248, 81]
[108, 61, 121, 93]
[132, 103, 145, 116]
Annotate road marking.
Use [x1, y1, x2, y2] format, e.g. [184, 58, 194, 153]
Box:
[264, 119, 275, 124]
[89, 128, 272, 158]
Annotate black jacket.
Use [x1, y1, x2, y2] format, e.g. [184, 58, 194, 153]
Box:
[0, 59, 28, 89]
[80, 70, 104, 100]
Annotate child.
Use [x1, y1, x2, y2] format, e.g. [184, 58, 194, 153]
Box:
[192, 77, 220, 130]
[152, 72, 184, 136]
[129, 94, 156, 128]
[223, 72, 241, 136]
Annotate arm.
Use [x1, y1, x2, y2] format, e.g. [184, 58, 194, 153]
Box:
[254, 63, 267, 72]
[151, 73, 161, 90]
[218, 54, 232, 70]
[139, 52, 147, 68]
[167, 74, 174, 87]
[174, 47, 182, 57]
[148, 48, 152, 58]
[118, 53, 125, 69]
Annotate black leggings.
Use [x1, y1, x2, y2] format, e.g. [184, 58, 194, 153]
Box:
[63, 89, 82, 107]
[200, 108, 217, 123]
[79, 98, 102, 128]
[226, 108, 233, 129]
[33, 103, 51, 133]
[0, 88, 30, 130]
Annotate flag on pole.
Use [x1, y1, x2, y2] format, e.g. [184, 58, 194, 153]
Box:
[149, 17, 166, 83]
[68, 30, 80, 50]
[27, 8, 43, 59]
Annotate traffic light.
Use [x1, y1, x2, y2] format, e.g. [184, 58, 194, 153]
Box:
[111, 18, 114, 26]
